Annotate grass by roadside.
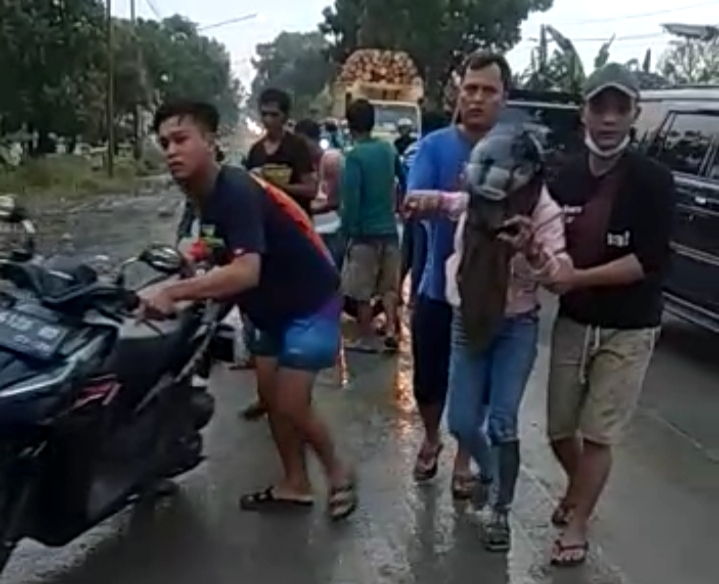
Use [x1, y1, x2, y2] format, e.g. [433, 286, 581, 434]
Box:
[0, 151, 167, 201]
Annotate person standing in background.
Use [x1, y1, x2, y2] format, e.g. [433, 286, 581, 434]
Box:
[340, 99, 403, 353]
[240, 90, 316, 420]
[294, 118, 344, 217]
[394, 118, 416, 157]
[245, 88, 316, 217]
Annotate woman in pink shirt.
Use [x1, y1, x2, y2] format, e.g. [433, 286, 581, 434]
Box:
[404, 131, 570, 553]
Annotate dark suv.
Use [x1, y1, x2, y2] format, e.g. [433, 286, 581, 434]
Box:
[635, 87, 719, 331]
[503, 89, 582, 181]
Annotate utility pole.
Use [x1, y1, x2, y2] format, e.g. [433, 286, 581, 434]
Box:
[106, 0, 115, 177]
[130, 0, 142, 160]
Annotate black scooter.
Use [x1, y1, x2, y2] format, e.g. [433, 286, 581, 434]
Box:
[0, 195, 227, 574]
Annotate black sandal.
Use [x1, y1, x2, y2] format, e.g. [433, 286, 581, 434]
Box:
[239, 487, 313, 512]
[551, 539, 589, 567]
[240, 401, 268, 421]
[328, 477, 358, 521]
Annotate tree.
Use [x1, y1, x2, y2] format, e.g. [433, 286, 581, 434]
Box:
[319, 0, 554, 106]
[0, 4, 242, 153]
[133, 16, 241, 131]
[517, 28, 670, 93]
[659, 38, 719, 84]
[0, 0, 107, 152]
[250, 31, 335, 117]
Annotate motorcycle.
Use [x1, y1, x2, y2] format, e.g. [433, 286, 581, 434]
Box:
[0, 195, 227, 573]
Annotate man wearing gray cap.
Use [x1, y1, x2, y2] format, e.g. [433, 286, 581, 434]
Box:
[544, 63, 675, 566]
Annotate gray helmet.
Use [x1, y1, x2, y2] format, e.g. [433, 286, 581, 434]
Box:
[464, 128, 544, 203]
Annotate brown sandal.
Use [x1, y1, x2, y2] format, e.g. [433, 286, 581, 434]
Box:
[451, 473, 477, 500]
[551, 539, 589, 567]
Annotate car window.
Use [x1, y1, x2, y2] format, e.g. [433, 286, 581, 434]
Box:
[706, 148, 719, 181]
[502, 104, 582, 154]
[633, 100, 666, 148]
[653, 111, 719, 175]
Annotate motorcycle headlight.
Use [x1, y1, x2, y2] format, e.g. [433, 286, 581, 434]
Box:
[319, 138, 330, 150]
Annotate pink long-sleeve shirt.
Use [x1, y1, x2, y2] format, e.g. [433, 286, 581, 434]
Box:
[442, 188, 568, 315]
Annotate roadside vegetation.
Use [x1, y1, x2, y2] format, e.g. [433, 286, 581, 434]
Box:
[0, 149, 167, 200]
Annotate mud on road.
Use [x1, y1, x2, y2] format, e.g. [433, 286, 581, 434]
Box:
[27, 182, 182, 264]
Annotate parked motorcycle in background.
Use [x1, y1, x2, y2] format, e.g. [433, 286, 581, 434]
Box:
[0, 195, 229, 574]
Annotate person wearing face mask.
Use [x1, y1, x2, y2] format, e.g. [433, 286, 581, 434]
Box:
[545, 64, 675, 567]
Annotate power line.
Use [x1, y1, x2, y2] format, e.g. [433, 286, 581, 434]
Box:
[528, 32, 666, 43]
[555, 2, 718, 26]
[199, 13, 258, 32]
[143, 0, 161, 19]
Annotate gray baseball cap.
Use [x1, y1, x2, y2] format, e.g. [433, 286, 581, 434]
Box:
[583, 63, 640, 100]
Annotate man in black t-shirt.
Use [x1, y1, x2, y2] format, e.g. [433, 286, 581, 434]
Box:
[543, 64, 675, 567]
[242, 89, 317, 419]
[145, 100, 357, 521]
[246, 88, 316, 216]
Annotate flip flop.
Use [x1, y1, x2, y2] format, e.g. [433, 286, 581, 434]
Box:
[240, 487, 314, 512]
[240, 402, 268, 421]
[551, 539, 589, 567]
[328, 475, 358, 521]
[344, 338, 381, 353]
[451, 473, 477, 500]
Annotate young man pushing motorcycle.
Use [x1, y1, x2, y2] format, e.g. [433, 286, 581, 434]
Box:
[142, 100, 357, 521]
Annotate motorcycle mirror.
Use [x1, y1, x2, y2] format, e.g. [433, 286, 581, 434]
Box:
[138, 243, 186, 275]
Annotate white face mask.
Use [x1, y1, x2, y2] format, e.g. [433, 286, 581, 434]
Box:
[584, 130, 630, 159]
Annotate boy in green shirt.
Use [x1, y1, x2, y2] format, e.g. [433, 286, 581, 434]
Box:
[340, 99, 403, 352]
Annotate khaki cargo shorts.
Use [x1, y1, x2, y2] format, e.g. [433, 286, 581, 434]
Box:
[547, 316, 659, 445]
[341, 240, 400, 302]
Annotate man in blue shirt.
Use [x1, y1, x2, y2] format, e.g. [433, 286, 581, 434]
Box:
[143, 100, 357, 521]
[407, 53, 513, 500]
[399, 110, 451, 305]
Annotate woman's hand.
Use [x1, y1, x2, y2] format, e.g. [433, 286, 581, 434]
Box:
[496, 215, 535, 253]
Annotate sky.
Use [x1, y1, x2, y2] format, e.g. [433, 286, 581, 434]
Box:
[116, 0, 719, 87]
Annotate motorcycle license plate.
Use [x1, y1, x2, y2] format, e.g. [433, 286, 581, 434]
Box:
[0, 308, 68, 360]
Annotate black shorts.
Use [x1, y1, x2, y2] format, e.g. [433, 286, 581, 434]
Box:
[411, 295, 453, 406]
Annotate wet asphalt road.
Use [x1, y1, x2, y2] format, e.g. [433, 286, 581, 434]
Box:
[2, 193, 718, 584]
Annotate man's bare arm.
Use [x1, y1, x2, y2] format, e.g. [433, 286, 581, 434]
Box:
[284, 173, 317, 200]
[164, 254, 261, 302]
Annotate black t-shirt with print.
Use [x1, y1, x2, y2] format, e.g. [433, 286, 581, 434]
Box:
[548, 150, 675, 329]
[246, 132, 314, 215]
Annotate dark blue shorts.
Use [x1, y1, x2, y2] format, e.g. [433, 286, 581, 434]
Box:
[246, 296, 341, 372]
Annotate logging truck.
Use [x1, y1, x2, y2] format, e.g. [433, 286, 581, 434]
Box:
[331, 49, 424, 142]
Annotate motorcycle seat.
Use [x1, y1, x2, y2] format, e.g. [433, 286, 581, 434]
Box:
[101, 277, 199, 393]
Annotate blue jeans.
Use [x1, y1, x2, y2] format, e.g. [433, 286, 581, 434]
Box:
[447, 310, 539, 485]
